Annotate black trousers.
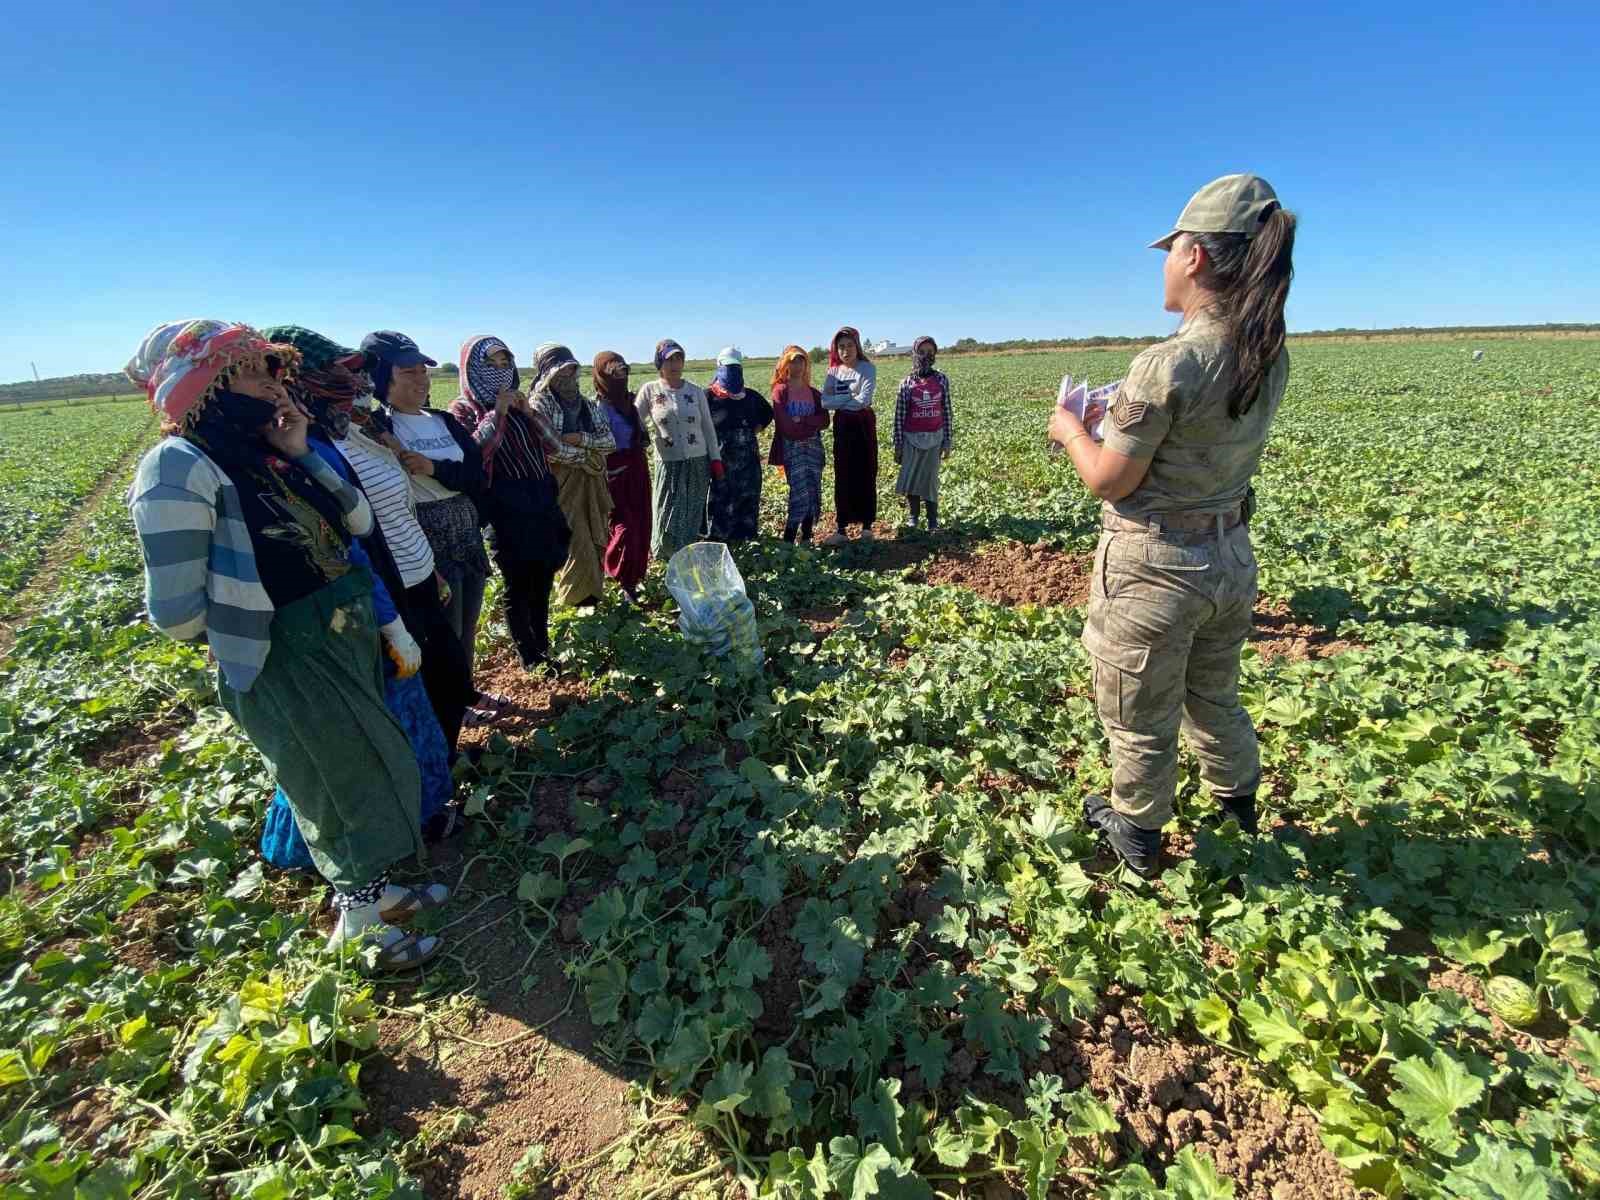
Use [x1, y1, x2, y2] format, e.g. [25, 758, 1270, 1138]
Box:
[401, 578, 475, 754]
[498, 551, 557, 668]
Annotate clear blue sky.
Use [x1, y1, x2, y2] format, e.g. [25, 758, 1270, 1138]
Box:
[2, 0, 1596, 381]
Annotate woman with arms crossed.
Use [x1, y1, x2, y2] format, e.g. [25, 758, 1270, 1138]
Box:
[819, 326, 877, 545]
[1048, 174, 1295, 877]
[362, 331, 498, 723]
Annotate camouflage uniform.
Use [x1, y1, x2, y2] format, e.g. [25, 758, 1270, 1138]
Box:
[1083, 311, 1289, 830]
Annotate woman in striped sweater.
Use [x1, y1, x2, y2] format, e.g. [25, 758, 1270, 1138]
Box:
[126, 320, 449, 971]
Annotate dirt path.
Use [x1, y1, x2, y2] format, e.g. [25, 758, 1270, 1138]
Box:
[0, 430, 152, 661]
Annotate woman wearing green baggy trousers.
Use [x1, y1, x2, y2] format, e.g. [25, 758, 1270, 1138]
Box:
[1048, 175, 1297, 877]
[126, 319, 451, 969]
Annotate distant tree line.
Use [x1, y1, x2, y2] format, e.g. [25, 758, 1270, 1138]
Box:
[937, 323, 1600, 357]
[5, 323, 1596, 405]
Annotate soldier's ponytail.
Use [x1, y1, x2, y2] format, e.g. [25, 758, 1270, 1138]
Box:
[1191, 206, 1297, 419]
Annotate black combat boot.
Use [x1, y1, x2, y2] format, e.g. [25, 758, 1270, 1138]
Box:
[1215, 792, 1259, 835]
[1084, 794, 1162, 878]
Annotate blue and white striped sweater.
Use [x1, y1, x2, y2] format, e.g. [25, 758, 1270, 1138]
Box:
[128, 436, 373, 692]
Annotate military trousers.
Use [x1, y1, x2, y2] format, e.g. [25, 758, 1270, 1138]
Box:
[1082, 516, 1260, 830]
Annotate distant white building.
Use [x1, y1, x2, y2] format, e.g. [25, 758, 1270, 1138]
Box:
[870, 339, 912, 356]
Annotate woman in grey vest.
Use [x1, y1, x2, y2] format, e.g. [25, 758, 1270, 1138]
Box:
[1048, 174, 1296, 877]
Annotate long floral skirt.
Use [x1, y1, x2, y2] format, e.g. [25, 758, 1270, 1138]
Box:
[651, 455, 711, 562]
[708, 429, 763, 542]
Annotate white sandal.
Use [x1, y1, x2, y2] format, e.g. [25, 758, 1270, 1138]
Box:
[379, 882, 450, 925]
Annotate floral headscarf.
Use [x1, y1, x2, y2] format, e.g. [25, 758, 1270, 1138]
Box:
[459, 335, 518, 411]
[125, 319, 298, 431]
[912, 336, 937, 378]
[654, 339, 685, 370]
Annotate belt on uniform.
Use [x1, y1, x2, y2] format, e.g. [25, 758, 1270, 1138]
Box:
[1102, 506, 1244, 535]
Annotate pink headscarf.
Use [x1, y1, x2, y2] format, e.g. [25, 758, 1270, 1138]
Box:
[125, 319, 296, 430]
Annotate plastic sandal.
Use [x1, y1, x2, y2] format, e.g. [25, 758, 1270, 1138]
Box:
[375, 930, 443, 972]
[462, 705, 498, 729]
[379, 882, 451, 925]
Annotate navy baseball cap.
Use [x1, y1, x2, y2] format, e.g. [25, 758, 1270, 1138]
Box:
[360, 330, 437, 369]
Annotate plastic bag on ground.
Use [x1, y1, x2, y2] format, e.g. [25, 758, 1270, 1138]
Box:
[665, 541, 763, 670]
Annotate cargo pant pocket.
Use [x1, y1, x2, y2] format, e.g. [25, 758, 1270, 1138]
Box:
[1083, 620, 1150, 726]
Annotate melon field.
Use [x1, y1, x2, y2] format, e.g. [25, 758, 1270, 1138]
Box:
[1, 338, 1598, 1199]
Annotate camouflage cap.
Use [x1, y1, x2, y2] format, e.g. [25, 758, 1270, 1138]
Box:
[1149, 174, 1280, 251]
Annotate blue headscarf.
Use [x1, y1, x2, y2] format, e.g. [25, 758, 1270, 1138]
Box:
[654, 339, 685, 369]
[711, 362, 744, 395]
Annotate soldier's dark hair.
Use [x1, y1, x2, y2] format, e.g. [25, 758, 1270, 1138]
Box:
[1190, 205, 1296, 419]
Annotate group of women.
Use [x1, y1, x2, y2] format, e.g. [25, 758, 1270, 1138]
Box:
[124, 171, 1296, 968]
[122, 321, 946, 969]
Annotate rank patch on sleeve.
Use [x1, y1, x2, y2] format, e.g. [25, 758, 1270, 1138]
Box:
[1114, 397, 1148, 428]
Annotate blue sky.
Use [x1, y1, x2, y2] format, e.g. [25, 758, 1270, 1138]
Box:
[1, 0, 1596, 381]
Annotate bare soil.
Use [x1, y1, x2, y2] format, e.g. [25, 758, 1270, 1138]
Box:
[365, 1000, 637, 1199]
[461, 649, 592, 752]
[920, 542, 1093, 608]
[1035, 997, 1360, 1200]
[364, 834, 639, 1199]
[79, 710, 189, 771]
[1249, 602, 1357, 662]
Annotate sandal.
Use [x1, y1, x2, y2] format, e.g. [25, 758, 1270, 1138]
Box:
[475, 691, 511, 711]
[375, 929, 443, 972]
[379, 882, 451, 925]
[462, 705, 498, 729]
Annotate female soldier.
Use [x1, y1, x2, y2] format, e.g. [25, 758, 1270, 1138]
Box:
[1047, 174, 1295, 877]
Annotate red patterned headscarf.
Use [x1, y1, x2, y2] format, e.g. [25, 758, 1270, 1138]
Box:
[125, 319, 298, 431]
[828, 326, 869, 368]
